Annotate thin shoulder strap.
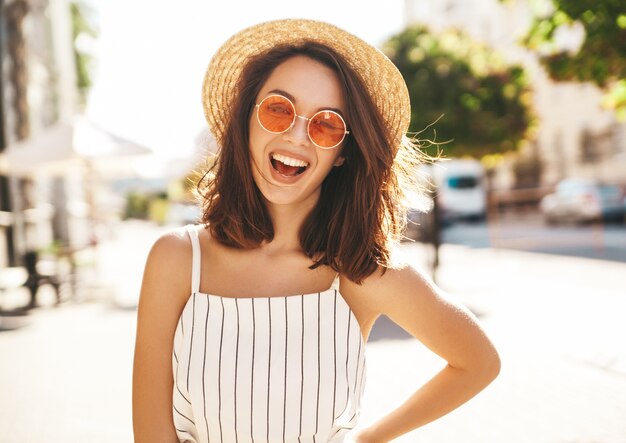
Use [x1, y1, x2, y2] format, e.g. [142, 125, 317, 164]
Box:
[186, 224, 201, 294]
[330, 272, 340, 291]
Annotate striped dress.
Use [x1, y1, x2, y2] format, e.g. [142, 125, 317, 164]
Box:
[172, 225, 367, 443]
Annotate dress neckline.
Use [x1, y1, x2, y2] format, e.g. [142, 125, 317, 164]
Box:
[182, 286, 366, 344]
[191, 281, 338, 301]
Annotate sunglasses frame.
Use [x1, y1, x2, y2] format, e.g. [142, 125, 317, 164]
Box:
[255, 94, 350, 150]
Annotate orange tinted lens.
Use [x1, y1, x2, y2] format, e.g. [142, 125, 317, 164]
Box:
[308, 111, 347, 148]
[257, 95, 295, 133]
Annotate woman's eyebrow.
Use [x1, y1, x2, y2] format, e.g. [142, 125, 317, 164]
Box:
[266, 88, 346, 118]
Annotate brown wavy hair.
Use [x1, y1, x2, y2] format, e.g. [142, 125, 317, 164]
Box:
[197, 42, 426, 284]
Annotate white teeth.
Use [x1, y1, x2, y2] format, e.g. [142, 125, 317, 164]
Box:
[271, 153, 309, 168]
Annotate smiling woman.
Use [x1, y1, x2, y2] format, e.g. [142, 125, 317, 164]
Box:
[132, 19, 500, 443]
[200, 40, 406, 271]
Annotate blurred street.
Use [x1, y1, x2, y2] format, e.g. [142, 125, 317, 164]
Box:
[444, 212, 626, 263]
[1, 219, 625, 443]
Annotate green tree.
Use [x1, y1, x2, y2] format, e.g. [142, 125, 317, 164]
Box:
[383, 26, 534, 158]
[70, 0, 98, 105]
[521, 0, 626, 118]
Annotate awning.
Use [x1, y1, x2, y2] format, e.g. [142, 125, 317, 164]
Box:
[0, 116, 153, 177]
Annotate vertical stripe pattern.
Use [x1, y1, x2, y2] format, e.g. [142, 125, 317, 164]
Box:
[172, 225, 367, 443]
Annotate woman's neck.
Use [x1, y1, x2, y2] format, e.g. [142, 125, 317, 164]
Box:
[262, 199, 316, 254]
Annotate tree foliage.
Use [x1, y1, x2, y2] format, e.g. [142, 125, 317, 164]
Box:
[70, 1, 98, 104]
[383, 26, 534, 158]
[522, 0, 626, 117]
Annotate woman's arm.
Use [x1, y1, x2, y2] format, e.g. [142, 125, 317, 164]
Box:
[347, 264, 501, 443]
[132, 230, 192, 443]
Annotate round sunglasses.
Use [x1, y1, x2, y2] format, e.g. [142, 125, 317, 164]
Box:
[255, 94, 350, 149]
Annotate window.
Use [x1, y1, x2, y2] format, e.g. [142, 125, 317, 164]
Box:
[448, 176, 479, 189]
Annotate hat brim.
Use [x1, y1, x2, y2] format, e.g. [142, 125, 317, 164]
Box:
[202, 19, 410, 149]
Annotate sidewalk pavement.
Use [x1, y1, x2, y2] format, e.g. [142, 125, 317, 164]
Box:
[0, 220, 624, 442]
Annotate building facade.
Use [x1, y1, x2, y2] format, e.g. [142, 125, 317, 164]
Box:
[1, 0, 78, 269]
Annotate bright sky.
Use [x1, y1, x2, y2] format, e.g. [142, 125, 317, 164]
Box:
[86, 0, 406, 165]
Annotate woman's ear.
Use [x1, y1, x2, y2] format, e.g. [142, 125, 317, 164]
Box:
[333, 156, 345, 167]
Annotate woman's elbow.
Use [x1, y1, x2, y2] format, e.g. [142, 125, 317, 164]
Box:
[477, 347, 501, 385]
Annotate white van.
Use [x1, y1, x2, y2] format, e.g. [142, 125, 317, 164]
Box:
[429, 159, 488, 222]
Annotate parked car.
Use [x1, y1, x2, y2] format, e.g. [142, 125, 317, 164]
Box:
[431, 159, 488, 223]
[539, 178, 626, 224]
[405, 159, 487, 239]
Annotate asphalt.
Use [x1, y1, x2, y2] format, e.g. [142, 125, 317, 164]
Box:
[0, 220, 624, 443]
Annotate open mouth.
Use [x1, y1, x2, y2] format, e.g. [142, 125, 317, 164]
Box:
[270, 153, 309, 177]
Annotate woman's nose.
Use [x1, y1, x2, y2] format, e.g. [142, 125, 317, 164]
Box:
[283, 115, 310, 146]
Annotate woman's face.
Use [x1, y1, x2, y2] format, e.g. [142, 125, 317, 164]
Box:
[248, 55, 346, 210]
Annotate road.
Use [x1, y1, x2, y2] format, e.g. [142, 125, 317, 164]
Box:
[442, 211, 626, 263]
[0, 219, 624, 442]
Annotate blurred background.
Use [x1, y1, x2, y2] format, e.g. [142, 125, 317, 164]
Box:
[0, 0, 624, 442]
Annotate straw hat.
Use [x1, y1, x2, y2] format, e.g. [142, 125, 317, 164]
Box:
[202, 18, 410, 149]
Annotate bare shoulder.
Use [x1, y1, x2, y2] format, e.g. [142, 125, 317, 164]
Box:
[148, 224, 193, 259]
[140, 225, 195, 308]
[340, 263, 441, 316]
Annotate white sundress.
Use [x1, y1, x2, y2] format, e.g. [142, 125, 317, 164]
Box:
[172, 224, 367, 443]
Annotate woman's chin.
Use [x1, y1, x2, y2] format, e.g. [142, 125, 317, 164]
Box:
[258, 182, 321, 209]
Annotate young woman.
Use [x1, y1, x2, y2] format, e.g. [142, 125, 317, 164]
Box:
[132, 19, 500, 443]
